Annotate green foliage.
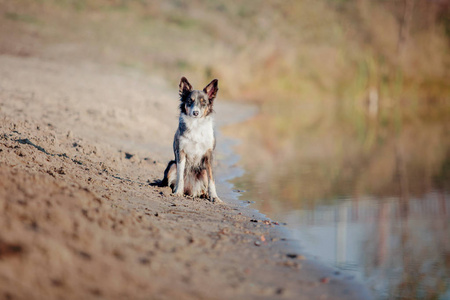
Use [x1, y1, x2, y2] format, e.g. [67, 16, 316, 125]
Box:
[4, 12, 38, 23]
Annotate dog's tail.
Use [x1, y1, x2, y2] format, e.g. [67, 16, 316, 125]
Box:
[162, 160, 176, 186]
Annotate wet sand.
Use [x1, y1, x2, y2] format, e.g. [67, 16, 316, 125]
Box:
[0, 54, 371, 299]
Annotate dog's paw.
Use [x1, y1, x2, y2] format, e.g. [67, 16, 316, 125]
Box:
[172, 189, 184, 197]
[210, 197, 223, 204]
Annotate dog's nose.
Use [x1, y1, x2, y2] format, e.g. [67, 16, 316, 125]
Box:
[193, 111, 199, 116]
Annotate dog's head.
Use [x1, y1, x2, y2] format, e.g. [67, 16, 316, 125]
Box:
[179, 77, 218, 118]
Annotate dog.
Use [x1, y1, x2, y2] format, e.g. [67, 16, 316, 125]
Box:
[162, 77, 222, 203]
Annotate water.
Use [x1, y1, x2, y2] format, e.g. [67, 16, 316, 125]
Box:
[283, 193, 449, 299]
[228, 101, 450, 300]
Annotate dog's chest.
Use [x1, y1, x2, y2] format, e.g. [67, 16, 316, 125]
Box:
[179, 117, 214, 161]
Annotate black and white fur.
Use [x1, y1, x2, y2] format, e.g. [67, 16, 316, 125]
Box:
[163, 77, 222, 203]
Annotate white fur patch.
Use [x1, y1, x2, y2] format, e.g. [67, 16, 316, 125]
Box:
[179, 114, 215, 165]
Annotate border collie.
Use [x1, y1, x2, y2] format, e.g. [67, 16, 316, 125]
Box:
[162, 77, 222, 203]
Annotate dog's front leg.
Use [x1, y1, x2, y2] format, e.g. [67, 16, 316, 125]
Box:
[173, 150, 186, 196]
[208, 178, 221, 203]
[206, 155, 222, 203]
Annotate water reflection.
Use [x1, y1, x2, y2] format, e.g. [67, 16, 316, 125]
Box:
[285, 193, 449, 299]
[229, 101, 450, 299]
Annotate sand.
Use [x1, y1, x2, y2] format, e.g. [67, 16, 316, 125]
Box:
[0, 54, 371, 300]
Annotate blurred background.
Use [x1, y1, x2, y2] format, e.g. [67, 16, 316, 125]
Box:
[1, 0, 449, 299]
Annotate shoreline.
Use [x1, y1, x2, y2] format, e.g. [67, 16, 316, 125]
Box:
[209, 102, 373, 299]
[0, 54, 372, 299]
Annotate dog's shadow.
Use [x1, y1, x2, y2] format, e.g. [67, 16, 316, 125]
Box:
[149, 179, 166, 187]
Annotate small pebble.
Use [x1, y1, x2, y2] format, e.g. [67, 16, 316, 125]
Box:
[320, 277, 330, 284]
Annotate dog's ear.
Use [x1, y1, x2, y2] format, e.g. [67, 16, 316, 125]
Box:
[179, 77, 192, 98]
[203, 79, 219, 102]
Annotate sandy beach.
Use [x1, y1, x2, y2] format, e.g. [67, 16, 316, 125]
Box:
[1, 0, 449, 297]
[0, 54, 373, 299]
